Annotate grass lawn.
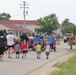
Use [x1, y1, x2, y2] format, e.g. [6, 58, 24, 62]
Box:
[51, 55, 76, 75]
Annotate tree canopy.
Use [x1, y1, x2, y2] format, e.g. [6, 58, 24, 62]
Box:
[61, 18, 76, 35]
[0, 12, 11, 20]
[35, 13, 58, 35]
[62, 18, 70, 26]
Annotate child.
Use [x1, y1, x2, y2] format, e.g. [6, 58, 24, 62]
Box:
[21, 40, 28, 59]
[35, 42, 42, 59]
[14, 39, 21, 58]
[45, 42, 50, 59]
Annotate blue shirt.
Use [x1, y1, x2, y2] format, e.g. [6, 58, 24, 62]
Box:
[34, 37, 40, 44]
[49, 36, 54, 44]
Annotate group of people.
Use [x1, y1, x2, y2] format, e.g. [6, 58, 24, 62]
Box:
[0, 29, 57, 61]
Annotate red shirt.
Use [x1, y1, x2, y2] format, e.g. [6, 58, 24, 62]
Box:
[21, 43, 28, 51]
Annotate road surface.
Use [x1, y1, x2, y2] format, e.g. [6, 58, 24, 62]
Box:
[0, 41, 75, 75]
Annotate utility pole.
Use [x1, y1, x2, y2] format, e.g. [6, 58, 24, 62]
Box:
[20, 1, 29, 32]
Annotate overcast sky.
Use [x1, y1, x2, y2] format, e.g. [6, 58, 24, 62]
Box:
[0, 0, 76, 24]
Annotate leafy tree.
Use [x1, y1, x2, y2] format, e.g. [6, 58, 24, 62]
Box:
[0, 12, 11, 20]
[35, 13, 58, 35]
[62, 21, 76, 35]
[68, 25, 76, 35]
[62, 18, 70, 26]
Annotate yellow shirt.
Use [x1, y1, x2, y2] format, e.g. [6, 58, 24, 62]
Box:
[36, 44, 41, 52]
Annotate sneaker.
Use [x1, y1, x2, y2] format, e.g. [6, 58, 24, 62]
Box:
[54, 48, 56, 52]
[37, 56, 38, 59]
[0, 59, 3, 61]
[8, 56, 12, 59]
[46, 57, 48, 59]
[10, 57, 12, 59]
[22, 56, 23, 58]
[8, 56, 10, 58]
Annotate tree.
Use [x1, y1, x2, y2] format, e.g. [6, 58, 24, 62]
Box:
[62, 20, 76, 35]
[62, 18, 70, 26]
[35, 13, 58, 35]
[0, 12, 11, 20]
[64, 25, 76, 35]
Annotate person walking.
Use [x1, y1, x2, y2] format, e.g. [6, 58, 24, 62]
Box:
[56, 34, 60, 45]
[20, 33, 29, 43]
[21, 40, 28, 59]
[6, 30, 16, 59]
[14, 39, 21, 58]
[68, 36, 73, 49]
[45, 41, 50, 59]
[48, 34, 55, 51]
[35, 42, 42, 59]
[34, 35, 41, 46]
[0, 30, 7, 61]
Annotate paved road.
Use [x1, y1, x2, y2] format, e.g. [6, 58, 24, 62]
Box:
[0, 41, 75, 75]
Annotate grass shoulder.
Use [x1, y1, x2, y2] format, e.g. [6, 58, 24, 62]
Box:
[51, 55, 76, 75]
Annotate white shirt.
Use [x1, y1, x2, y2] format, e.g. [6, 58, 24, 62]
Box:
[29, 36, 34, 39]
[6, 34, 16, 46]
[45, 45, 50, 52]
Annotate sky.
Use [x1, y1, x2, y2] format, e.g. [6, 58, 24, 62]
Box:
[0, 0, 76, 24]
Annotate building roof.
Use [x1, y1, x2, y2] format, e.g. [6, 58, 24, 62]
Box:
[1, 23, 23, 30]
[0, 20, 38, 25]
[0, 20, 34, 33]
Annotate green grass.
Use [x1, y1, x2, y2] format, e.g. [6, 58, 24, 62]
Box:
[51, 55, 76, 75]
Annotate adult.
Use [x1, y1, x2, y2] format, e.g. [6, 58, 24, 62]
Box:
[6, 30, 16, 58]
[34, 35, 41, 46]
[56, 34, 60, 44]
[0, 30, 6, 61]
[68, 36, 73, 49]
[3, 29, 8, 36]
[20, 33, 29, 43]
[48, 34, 55, 51]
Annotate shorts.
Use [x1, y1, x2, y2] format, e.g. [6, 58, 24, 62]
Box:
[22, 50, 28, 53]
[16, 52, 20, 54]
[8, 44, 14, 48]
[46, 52, 49, 55]
[35, 44, 37, 46]
[36, 51, 41, 54]
[0, 47, 5, 55]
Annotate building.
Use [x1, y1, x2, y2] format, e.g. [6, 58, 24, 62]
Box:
[0, 20, 38, 36]
[0, 20, 64, 37]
